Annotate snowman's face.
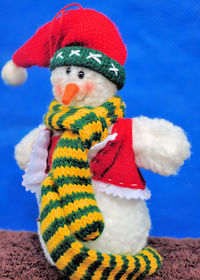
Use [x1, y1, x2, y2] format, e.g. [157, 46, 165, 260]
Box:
[51, 66, 117, 107]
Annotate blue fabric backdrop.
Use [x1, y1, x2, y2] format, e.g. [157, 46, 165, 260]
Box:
[0, 0, 199, 237]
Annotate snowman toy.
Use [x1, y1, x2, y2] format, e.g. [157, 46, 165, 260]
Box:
[2, 4, 191, 280]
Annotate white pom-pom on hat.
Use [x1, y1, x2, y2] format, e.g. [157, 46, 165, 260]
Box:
[1, 60, 27, 86]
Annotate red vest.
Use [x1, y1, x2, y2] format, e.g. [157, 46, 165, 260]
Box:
[47, 118, 145, 190]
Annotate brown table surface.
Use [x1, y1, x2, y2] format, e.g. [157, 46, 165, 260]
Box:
[0, 230, 199, 280]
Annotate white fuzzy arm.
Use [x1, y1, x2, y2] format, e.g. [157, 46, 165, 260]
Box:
[14, 124, 45, 170]
[132, 116, 191, 176]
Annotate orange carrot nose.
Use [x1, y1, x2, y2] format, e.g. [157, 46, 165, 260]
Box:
[62, 83, 79, 105]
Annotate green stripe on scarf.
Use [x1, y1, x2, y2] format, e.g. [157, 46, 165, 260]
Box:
[39, 96, 162, 279]
[40, 96, 125, 242]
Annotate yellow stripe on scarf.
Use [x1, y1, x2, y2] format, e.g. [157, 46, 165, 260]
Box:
[39, 96, 162, 279]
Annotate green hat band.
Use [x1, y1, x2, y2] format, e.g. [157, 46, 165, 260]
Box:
[50, 46, 125, 90]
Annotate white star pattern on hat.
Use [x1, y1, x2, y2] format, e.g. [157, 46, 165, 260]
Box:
[56, 52, 64, 59]
[109, 63, 119, 76]
[86, 52, 102, 64]
[69, 49, 81, 57]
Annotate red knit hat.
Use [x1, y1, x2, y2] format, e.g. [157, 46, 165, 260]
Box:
[1, 4, 127, 87]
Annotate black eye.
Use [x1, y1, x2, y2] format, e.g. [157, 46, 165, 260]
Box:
[78, 71, 85, 79]
[66, 66, 71, 74]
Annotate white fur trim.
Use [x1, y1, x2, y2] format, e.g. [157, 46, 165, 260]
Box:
[132, 116, 191, 176]
[88, 132, 117, 161]
[1, 60, 27, 86]
[22, 128, 50, 193]
[92, 180, 151, 200]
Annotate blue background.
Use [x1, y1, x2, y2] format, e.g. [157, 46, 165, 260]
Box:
[0, 1, 199, 237]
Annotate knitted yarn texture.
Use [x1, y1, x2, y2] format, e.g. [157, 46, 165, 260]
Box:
[39, 96, 162, 279]
[50, 46, 126, 90]
[41, 96, 125, 242]
[12, 6, 127, 69]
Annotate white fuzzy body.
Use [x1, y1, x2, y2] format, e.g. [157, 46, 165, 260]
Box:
[14, 67, 191, 266]
[84, 192, 150, 255]
[14, 115, 190, 264]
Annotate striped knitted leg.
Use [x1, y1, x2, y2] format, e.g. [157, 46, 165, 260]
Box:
[52, 131, 104, 241]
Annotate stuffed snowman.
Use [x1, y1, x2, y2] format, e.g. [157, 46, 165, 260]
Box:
[2, 4, 190, 280]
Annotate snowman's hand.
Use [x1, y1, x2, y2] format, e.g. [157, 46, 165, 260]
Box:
[132, 116, 191, 176]
[15, 124, 45, 170]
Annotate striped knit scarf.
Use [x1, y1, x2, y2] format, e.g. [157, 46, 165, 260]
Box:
[40, 95, 162, 279]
